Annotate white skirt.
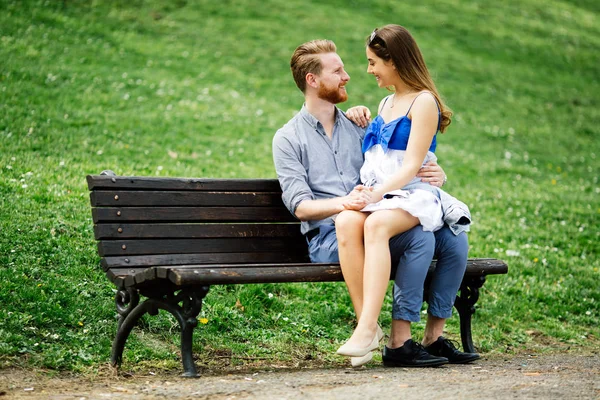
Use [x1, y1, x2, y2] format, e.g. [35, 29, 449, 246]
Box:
[361, 188, 444, 232]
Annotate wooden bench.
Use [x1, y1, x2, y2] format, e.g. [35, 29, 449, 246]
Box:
[87, 170, 508, 377]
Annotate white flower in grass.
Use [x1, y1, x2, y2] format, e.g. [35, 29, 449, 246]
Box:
[506, 250, 520, 257]
[268, 293, 274, 299]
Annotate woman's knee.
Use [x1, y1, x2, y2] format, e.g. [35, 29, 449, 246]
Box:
[335, 211, 365, 244]
[363, 212, 395, 242]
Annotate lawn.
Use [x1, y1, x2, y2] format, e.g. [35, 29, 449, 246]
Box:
[0, 0, 598, 372]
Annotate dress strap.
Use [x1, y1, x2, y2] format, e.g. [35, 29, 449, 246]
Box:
[405, 91, 442, 132]
[379, 95, 393, 114]
[405, 92, 438, 115]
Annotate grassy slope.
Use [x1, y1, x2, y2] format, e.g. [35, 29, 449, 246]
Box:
[0, 0, 598, 371]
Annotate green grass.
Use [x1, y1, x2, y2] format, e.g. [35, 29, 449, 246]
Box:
[1, 0, 598, 372]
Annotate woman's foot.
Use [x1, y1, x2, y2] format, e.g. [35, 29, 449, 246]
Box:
[349, 325, 385, 367]
[337, 326, 381, 357]
[350, 351, 374, 367]
[337, 334, 378, 357]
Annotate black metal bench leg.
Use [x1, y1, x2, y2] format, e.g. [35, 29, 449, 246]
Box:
[111, 286, 210, 378]
[454, 276, 485, 354]
[112, 288, 141, 366]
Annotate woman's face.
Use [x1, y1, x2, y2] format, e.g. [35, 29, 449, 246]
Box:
[366, 47, 397, 88]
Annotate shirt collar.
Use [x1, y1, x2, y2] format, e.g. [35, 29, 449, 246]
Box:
[300, 104, 342, 129]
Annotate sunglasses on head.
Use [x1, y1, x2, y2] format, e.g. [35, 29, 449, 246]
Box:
[368, 29, 378, 45]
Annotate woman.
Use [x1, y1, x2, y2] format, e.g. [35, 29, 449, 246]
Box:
[335, 25, 470, 363]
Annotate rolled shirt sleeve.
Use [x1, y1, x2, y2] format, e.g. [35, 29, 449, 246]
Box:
[272, 132, 314, 215]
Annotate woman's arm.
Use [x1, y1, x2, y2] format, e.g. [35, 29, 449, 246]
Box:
[370, 93, 439, 201]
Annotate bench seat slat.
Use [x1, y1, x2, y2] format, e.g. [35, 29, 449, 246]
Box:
[103, 259, 508, 288]
[101, 252, 310, 269]
[166, 259, 509, 286]
[91, 191, 284, 207]
[87, 176, 282, 191]
[97, 238, 308, 256]
[169, 265, 343, 285]
[94, 223, 302, 240]
[92, 207, 296, 223]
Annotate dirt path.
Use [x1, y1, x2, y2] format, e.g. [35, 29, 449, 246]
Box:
[1, 354, 599, 399]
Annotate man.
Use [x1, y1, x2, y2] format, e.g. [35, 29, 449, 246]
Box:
[272, 39, 479, 367]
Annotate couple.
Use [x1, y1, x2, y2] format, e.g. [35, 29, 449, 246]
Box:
[272, 25, 478, 368]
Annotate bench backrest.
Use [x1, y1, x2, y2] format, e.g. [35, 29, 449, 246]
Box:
[87, 174, 309, 279]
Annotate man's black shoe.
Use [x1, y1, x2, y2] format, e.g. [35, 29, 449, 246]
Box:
[382, 339, 448, 367]
[424, 336, 480, 364]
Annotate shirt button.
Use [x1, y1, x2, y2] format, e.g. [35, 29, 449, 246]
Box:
[334, 151, 338, 154]
[340, 171, 344, 175]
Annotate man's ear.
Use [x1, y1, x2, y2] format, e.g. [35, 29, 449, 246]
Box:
[306, 73, 318, 89]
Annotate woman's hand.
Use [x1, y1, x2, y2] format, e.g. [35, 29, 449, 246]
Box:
[345, 106, 372, 128]
[342, 185, 373, 210]
[417, 161, 447, 187]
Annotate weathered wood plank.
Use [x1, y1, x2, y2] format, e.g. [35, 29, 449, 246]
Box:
[101, 251, 309, 269]
[94, 223, 302, 240]
[90, 191, 284, 207]
[97, 237, 307, 256]
[92, 207, 296, 223]
[168, 265, 344, 285]
[115, 258, 508, 287]
[87, 175, 282, 192]
[165, 258, 509, 286]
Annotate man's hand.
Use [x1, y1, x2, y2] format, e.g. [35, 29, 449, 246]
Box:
[417, 161, 447, 188]
[342, 185, 373, 210]
[346, 106, 372, 128]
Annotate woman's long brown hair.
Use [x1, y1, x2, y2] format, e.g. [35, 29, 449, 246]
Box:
[368, 25, 452, 133]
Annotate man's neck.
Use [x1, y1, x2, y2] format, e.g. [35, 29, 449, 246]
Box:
[305, 96, 337, 135]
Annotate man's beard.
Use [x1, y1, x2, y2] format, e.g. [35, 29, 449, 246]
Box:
[317, 82, 348, 104]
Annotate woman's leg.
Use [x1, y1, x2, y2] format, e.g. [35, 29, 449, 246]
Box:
[338, 209, 419, 353]
[335, 210, 368, 320]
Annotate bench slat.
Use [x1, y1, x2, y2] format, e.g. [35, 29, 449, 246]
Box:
[92, 207, 297, 223]
[104, 259, 508, 288]
[94, 223, 302, 240]
[166, 258, 509, 286]
[169, 265, 344, 285]
[91, 191, 284, 207]
[97, 237, 308, 256]
[87, 175, 282, 191]
[101, 252, 310, 269]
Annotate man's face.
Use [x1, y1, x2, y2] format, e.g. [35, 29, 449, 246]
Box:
[315, 52, 350, 104]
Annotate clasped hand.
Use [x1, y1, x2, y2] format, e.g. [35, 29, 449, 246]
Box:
[342, 185, 382, 211]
